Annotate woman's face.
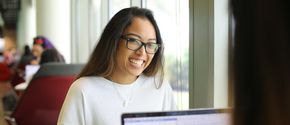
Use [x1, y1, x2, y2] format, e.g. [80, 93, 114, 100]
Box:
[114, 17, 156, 81]
[32, 44, 44, 59]
[31, 44, 44, 64]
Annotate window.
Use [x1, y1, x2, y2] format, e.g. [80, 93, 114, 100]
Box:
[146, 0, 189, 110]
[110, 0, 130, 17]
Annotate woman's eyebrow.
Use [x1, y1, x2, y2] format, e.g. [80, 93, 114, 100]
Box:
[148, 38, 157, 41]
[125, 33, 157, 41]
[124, 33, 141, 39]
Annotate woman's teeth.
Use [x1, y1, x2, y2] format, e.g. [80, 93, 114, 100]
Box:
[130, 59, 144, 65]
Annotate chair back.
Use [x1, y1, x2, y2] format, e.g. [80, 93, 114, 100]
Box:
[11, 63, 84, 125]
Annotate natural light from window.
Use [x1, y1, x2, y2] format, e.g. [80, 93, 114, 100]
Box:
[146, 0, 189, 110]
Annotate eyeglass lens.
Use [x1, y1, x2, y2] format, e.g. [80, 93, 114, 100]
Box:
[124, 37, 159, 54]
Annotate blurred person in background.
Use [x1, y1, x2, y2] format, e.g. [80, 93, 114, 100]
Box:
[0, 63, 18, 125]
[39, 48, 65, 65]
[11, 45, 34, 87]
[31, 36, 55, 65]
[231, 0, 290, 125]
[3, 47, 19, 68]
[19, 45, 34, 66]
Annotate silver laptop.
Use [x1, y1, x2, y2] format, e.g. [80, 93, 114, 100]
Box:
[121, 108, 231, 125]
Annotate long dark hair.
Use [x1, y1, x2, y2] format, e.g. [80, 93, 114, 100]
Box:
[231, 0, 290, 125]
[40, 48, 65, 64]
[78, 7, 164, 87]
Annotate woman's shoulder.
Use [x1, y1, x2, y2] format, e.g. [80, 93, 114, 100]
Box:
[70, 76, 109, 91]
[74, 76, 103, 83]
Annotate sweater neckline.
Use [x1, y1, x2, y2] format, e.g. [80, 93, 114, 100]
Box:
[102, 74, 144, 87]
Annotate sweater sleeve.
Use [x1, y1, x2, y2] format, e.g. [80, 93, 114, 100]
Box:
[57, 79, 86, 125]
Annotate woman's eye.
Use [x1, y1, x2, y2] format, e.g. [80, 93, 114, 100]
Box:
[127, 38, 137, 42]
[147, 43, 157, 49]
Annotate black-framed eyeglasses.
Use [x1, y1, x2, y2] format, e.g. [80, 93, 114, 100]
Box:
[120, 35, 161, 54]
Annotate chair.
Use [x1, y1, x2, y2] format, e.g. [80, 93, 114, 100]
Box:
[10, 63, 84, 125]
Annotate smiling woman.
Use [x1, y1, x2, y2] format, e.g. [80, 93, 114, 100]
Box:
[112, 17, 158, 84]
[57, 7, 176, 125]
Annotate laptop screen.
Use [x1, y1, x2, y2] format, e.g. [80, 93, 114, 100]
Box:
[121, 108, 231, 125]
[25, 65, 40, 82]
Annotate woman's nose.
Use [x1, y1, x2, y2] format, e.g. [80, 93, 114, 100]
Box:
[135, 45, 146, 55]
